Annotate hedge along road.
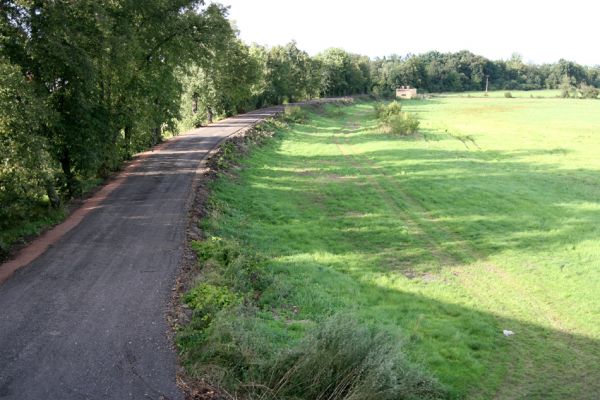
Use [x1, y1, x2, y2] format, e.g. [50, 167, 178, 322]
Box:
[0, 103, 328, 400]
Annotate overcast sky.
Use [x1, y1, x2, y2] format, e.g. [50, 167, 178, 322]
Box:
[217, 0, 599, 66]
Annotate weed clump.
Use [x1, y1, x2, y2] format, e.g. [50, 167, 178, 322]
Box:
[504, 92, 513, 98]
[183, 283, 241, 326]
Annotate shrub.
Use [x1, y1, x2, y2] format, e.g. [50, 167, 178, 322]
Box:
[504, 92, 513, 98]
[374, 101, 402, 122]
[579, 83, 599, 99]
[283, 106, 307, 123]
[388, 113, 420, 135]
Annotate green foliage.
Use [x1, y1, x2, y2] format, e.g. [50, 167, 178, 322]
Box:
[317, 48, 371, 97]
[0, 0, 232, 246]
[374, 101, 402, 122]
[504, 92, 513, 98]
[388, 113, 420, 135]
[178, 110, 446, 399]
[179, 31, 263, 129]
[259, 42, 321, 106]
[0, 60, 58, 238]
[559, 75, 577, 98]
[579, 83, 599, 99]
[184, 283, 241, 325]
[192, 237, 271, 293]
[283, 106, 308, 124]
[370, 51, 600, 96]
[374, 101, 418, 135]
[268, 315, 445, 400]
[215, 141, 237, 170]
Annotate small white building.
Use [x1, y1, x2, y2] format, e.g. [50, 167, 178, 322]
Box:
[396, 86, 417, 99]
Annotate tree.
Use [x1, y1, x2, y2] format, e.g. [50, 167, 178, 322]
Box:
[0, 60, 58, 232]
[0, 0, 231, 196]
[180, 30, 262, 126]
[317, 48, 371, 97]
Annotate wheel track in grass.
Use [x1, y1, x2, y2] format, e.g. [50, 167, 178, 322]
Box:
[331, 135, 454, 268]
[331, 108, 599, 398]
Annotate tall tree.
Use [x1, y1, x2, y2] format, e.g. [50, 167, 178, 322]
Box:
[0, 0, 231, 196]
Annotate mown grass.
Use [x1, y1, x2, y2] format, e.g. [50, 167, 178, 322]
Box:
[439, 89, 561, 98]
[181, 94, 600, 399]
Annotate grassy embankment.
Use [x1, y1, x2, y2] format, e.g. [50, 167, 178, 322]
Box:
[179, 94, 600, 399]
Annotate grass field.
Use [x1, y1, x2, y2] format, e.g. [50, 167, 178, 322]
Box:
[439, 89, 561, 98]
[183, 94, 600, 399]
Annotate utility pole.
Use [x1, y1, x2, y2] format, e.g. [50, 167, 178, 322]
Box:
[485, 75, 489, 94]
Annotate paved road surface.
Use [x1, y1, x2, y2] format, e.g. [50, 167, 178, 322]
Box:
[0, 107, 284, 400]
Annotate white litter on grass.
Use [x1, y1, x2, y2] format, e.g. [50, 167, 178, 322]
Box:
[503, 330, 515, 336]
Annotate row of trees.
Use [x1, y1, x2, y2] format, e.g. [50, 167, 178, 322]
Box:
[0, 0, 233, 234]
[370, 51, 600, 96]
[179, 42, 371, 128]
[181, 46, 600, 129]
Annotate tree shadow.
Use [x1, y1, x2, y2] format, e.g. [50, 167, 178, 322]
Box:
[207, 115, 600, 398]
[270, 255, 600, 398]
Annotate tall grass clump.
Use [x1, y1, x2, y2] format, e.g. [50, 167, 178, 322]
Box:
[266, 315, 446, 400]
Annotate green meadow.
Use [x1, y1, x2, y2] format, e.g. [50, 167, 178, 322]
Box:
[184, 94, 600, 399]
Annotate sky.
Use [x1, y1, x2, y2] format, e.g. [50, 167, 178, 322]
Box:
[217, 0, 599, 66]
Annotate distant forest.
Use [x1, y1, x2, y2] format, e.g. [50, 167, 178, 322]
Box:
[1, 1, 599, 251]
[370, 51, 600, 96]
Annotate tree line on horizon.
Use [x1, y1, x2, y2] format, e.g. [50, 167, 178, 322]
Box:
[1, 1, 599, 254]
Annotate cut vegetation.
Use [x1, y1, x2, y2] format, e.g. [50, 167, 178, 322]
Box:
[179, 95, 600, 399]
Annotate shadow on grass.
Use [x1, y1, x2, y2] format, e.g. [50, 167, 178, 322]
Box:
[203, 114, 600, 398]
[239, 118, 600, 263]
[268, 255, 600, 398]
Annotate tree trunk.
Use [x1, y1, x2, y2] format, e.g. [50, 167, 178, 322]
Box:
[206, 107, 213, 123]
[59, 151, 76, 198]
[192, 94, 198, 114]
[45, 179, 61, 209]
[124, 125, 132, 159]
[153, 126, 160, 146]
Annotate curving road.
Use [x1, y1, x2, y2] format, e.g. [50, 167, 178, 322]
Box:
[0, 106, 285, 399]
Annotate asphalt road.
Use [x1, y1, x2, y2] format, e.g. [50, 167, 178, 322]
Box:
[0, 107, 284, 400]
